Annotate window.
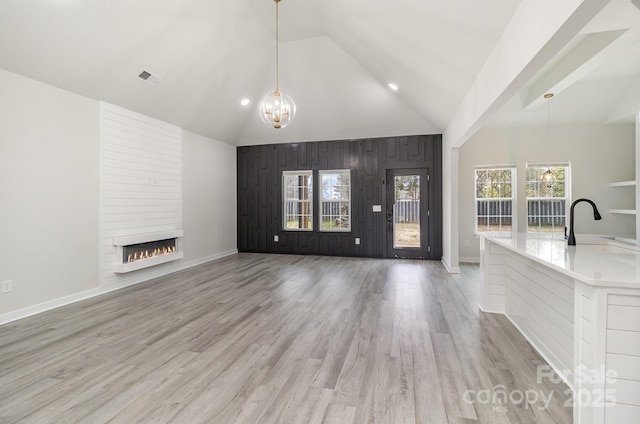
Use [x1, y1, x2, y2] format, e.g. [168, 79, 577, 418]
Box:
[283, 171, 313, 230]
[319, 170, 351, 231]
[475, 166, 516, 234]
[526, 163, 570, 237]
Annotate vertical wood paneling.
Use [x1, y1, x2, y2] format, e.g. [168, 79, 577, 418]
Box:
[237, 135, 442, 259]
[100, 102, 182, 286]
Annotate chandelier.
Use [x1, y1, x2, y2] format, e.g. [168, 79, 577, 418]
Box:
[259, 0, 296, 129]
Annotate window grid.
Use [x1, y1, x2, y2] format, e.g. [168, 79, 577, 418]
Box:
[526, 164, 570, 238]
[283, 171, 313, 231]
[474, 167, 515, 234]
[319, 170, 351, 232]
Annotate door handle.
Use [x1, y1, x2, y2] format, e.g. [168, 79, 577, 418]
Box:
[387, 212, 393, 223]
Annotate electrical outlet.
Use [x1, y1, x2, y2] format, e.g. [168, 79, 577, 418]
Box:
[355, 238, 360, 245]
[274, 235, 279, 242]
[1, 280, 12, 294]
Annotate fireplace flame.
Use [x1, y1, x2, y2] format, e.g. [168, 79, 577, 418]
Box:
[126, 245, 176, 264]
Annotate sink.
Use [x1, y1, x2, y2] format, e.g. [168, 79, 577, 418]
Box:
[574, 235, 615, 245]
[578, 244, 638, 254]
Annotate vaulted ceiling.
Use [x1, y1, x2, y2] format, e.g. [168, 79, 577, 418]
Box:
[0, 0, 638, 146]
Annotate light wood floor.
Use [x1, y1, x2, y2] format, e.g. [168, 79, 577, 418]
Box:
[0, 254, 572, 424]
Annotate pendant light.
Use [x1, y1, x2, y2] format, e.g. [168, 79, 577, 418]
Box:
[259, 0, 296, 129]
[541, 168, 556, 189]
[541, 93, 557, 189]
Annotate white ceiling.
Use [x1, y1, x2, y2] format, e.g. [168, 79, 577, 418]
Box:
[0, 0, 638, 146]
[485, 0, 640, 129]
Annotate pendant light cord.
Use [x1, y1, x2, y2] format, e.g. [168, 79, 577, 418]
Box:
[545, 93, 553, 144]
[547, 97, 550, 144]
[275, 0, 279, 93]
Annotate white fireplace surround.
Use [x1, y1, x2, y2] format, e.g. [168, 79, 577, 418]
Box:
[113, 230, 184, 274]
[100, 102, 183, 283]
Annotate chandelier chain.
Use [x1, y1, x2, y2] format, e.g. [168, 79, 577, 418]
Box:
[275, 0, 279, 93]
[259, 0, 295, 129]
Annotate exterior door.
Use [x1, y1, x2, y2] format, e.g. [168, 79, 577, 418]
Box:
[386, 168, 429, 258]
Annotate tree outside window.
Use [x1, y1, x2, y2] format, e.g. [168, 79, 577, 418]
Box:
[283, 171, 313, 230]
[475, 167, 515, 234]
[320, 170, 351, 231]
[526, 164, 570, 237]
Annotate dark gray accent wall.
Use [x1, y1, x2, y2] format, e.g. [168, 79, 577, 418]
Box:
[237, 135, 442, 259]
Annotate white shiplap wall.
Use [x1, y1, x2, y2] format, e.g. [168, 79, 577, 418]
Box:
[504, 250, 575, 387]
[100, 102, 182, 287]
[483, 241, 508, 313]
[480, 239, 575, 387]
[604, 293, 640, 423]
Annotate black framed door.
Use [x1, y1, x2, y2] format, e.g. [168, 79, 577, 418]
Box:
[386, 168, 429, 258]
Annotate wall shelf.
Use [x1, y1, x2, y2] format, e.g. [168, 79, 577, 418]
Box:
[609, 180, 636, 187]
[113, 230, 184, 247]
[608, 113, 640, 243]
[615, 236, 637, 244]
[609, 209, 637, 215]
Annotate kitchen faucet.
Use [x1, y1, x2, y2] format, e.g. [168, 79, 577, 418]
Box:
[567, 198, 602, 246]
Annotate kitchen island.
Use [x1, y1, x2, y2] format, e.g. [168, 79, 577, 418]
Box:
[479, 233, 640, 424]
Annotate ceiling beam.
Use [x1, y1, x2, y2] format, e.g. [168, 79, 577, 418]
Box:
[523, 29, 628, 109]
[443, 0, 612, 149]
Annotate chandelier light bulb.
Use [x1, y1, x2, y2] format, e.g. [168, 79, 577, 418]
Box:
[260, 90, 296, 129]
[541, 168, 556, 189]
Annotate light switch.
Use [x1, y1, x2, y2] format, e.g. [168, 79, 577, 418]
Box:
[372, 205, 382, 212]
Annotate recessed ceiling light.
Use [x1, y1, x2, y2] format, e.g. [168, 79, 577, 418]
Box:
[388, 82, 399, 91]
[240, 98, 250, 106]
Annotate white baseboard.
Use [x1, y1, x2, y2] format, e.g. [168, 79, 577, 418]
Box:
[0, 287, 106, 326]
[0, 249, 238, 326]
[477, 303, 505, 314]
[504, 312, 574, 392]
[441, 257, 461, 273]
[459, 256, 480, 264]
[178, 249, 238, 271]
[477, 304, 574, 391]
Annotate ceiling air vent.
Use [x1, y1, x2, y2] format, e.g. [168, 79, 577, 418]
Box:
[137, 70, 161, 86]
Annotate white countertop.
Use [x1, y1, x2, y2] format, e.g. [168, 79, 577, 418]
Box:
[482, 233, 640, 288]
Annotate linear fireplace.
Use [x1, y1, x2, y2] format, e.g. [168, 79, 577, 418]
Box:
[124, 238, 177, 264]
[113, 230, 184, 273]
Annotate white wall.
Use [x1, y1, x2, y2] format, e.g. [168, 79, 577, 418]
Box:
[0, 68, 100, 316]
[0, 68, 238, 323]
[459, 123, 635, 262]
[182, 130, 237, 265]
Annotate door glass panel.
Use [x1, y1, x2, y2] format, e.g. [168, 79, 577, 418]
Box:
[393, 175, 421, 248]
